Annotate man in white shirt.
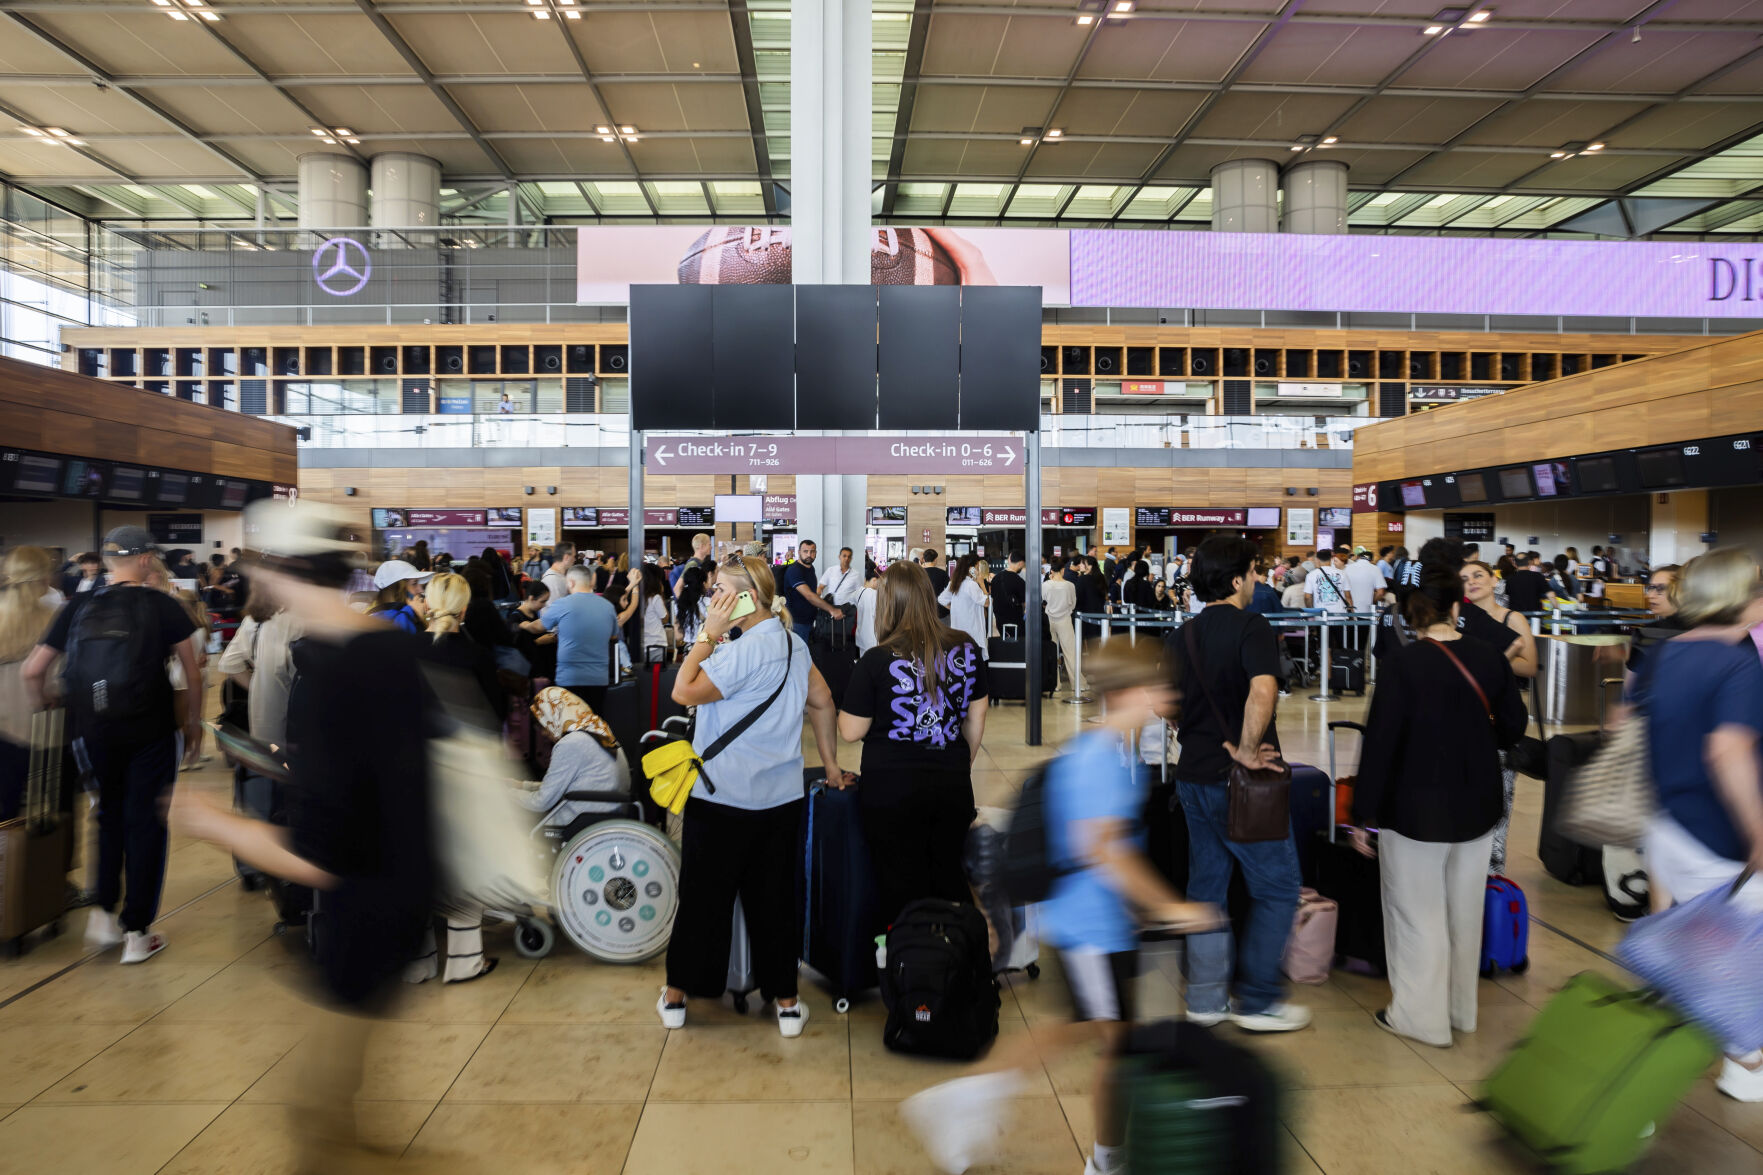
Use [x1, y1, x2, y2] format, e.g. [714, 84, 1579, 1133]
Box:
[818, 546, 864, 609]
[542, 542, 576, 600]
[1041, 556, 1087, 695]
[1304, 547, 1354, 613]
[1343, 549, 1386, 615]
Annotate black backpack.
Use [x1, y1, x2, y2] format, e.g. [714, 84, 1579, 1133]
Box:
[64, 587, 170, 735]
[881, 900, 999, 1059]
[996, 762, 1063, 905]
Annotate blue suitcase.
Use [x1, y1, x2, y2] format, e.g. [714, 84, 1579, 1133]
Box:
[1287, 762, 1332, 887]
[798, 770, 880, 1012]
[1481, 875, 1530, 977]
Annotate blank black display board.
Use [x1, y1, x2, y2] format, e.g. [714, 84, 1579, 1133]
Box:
[960, 285, 1042, 431]
[712, 284, 795, 429]
[630, 285, 712, 432]
[878, 285, 959, 430]
[797, 285, 877, 429]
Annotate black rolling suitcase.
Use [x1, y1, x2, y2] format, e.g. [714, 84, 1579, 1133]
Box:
[799, 770, 879, 1012]
[1539, 732, 1605, 886]
[1311, 723, 1384, 972]
[810, 616, 858, 708]
[989, 625, 1055, 702]
[1328, 648, 1366, 695]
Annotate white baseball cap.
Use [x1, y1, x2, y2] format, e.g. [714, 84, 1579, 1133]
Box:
[373, 560, 434, 589]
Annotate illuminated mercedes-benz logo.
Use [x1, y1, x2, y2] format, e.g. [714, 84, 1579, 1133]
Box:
[313, 237, 371, 297]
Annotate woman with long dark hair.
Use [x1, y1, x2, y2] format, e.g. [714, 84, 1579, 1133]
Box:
[841, 561, 988, 933]
[675, 564, 712, 648]
[480, 545, 515, 601]
[1349, 568, 1528, 1048]
[939, 552, 992, 658]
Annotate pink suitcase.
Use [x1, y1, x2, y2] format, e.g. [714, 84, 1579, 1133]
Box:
[1283, 888, 1338, 984]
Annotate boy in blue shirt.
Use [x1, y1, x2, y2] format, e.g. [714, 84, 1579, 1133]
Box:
[902, 643, 1220, 1175]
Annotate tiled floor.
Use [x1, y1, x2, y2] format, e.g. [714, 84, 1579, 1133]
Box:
[2, 690, 1761, 1174]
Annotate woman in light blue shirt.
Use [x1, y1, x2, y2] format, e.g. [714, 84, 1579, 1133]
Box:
[657, 555, 850, 1038]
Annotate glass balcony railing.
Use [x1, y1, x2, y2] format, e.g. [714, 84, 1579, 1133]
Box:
[271, 412, 1370, 451]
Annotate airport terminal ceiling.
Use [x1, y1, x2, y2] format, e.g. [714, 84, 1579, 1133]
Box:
[0, 1, 1758, 235]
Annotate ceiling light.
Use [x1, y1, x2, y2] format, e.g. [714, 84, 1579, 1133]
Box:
[45, 127, 69, 138]
[1076, 13, 1094, 24]
[596, 126, 611, 134]
[1290, 144, 1303, 152]
[1020, 137, 1034, 146]
[533, 9, 549, 17]
[311, 127, 329, 136]
[526, 0, 542, 5]
[182, 0, 205, 7]
[320, 137, 336, 144]
[1046, 128, 1062, 138]
[199, 10, 219, 18]
[565, 9, 580, 17]
[169, 10, 188, 18]
[559, 0, 576, 5]
[620, 126, 635, 135]
[1586, 142, 1604, 151]
[1322, 135, 1338, 144]
[150, 0, 170, 5]
[1550, 151, 1566, 158]
[1423, 25, 1445, 35]
[1114, 1, 1134, 11]
[18, 126, 41, 136]
[602, 135, 616, 143]
[333, 127, 353, 136]
[64, 139, 84, 147]
[1468, 8, 1492, 21]
[344, 138, 361, 145]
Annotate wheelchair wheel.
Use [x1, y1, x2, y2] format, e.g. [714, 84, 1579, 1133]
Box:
[550, 819, 681, 963]
[514, 917, 556, 959]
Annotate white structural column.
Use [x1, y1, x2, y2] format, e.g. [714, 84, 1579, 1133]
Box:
[297, 152, 368, 230]
[791, 0, 872, 562]
[1282, 159, 1349, 234]
[370, 152, 442, 233]
[1210, 158, 1279, 233]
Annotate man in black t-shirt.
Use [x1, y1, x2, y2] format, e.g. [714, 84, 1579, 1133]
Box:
[922, 549, 950, 619]
[784, 539, 843, 642]
[1504, 553, 1551, 615]
[22, 526, 201, 965]
[1170, 533, 1309, 1034]
[991, 550, 1027, 631]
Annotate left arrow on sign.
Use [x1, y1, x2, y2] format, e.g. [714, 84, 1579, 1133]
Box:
[653, 446, 671, 467]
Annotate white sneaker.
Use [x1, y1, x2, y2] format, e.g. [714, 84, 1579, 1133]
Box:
[901, 1072, 1018, 1174]
[776, 999, 809, 1038]
[119, 930, 166, 964]
[85, 908, 123, 950]
[1184, 1009, 1228, 1027]
[1229, 1001, 1312, 1033]
[1717, 1056, 1763, 1102]
[656, 989, 686, 1030]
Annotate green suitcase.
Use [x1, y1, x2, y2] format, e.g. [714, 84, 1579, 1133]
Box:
[1480, 971, 1719, 1174]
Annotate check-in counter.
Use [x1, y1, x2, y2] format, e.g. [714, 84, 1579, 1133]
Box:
[1535, 634, 1630, 727]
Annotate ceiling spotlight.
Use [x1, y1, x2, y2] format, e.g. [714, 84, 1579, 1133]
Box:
[1632, 26, 1641, 43]
[310, 127, 328, 136]
[1114, 1, 1134, 11]
[533, 9, 549, 17]
[150, 0, 170, 5]
[526, 0, 541, 5]
[19, 126, 41, 136]
[1423, 24, 1445, 35]
[596, 126, 611, 134]
[45, 127, 69, 138]
[1468, 8, 1492, 21]
[1076, 13, 1094, 24]
[1550, 151, 1566, 158]
[559, 0, 576, 5]
[169, 10, 189, 18]
[602, 135, 616, 143]
[64, 138, 84, 146]
[344, 137, 361, 145]
[1020, 137, 1034, 146]
[1586, 142, 1605, 151]
[1322, 135, 1338, 144]
[1289, 144, 1303, 152]
[1045, 128, 1062, 138]
[565, 9, 580, 17]
[333, 127, 353, 136]
[199, 10, 219, 18]
[620, 126, 635, 135]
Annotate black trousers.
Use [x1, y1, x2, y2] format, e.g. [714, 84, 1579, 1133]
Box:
[86, 733, 177, 932]
[666, 796, 805, 1003]
[858, 766, 976, 937]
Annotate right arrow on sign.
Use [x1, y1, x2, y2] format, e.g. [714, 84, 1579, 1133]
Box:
[1001, 446, 1017, 467]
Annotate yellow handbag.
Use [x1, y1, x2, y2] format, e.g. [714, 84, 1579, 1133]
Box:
[643, 739, 706, 816]
[642, 633, 793, 815]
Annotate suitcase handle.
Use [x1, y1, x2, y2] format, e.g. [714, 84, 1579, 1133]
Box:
[1327, 721, 1366, 734]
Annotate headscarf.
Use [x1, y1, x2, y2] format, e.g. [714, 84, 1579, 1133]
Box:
[532, 686, 619, 750]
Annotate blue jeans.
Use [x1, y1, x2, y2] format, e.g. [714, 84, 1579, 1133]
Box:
[1175, 781, 1301, 1016]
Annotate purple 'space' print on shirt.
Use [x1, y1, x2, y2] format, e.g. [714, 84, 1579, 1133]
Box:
[887, 642, 982, 750]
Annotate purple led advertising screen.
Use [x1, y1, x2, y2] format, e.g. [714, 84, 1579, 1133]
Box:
[1069, 232, 1763, 318]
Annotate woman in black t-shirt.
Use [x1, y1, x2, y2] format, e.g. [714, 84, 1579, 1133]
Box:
[1460, 561, 1537, 873]
[839, 561, 989, 934]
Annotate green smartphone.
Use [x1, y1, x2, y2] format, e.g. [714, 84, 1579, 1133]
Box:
[730, 590, 757, 621]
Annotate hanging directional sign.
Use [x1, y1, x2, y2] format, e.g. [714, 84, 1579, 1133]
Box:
[644, 435, 1023, 475]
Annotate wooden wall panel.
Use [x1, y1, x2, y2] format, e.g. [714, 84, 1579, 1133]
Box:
[0, 355, 296, 484]
[1352, 331, 1763, 486]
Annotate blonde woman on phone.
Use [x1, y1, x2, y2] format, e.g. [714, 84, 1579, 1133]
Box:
[658, 555, 850, 1038]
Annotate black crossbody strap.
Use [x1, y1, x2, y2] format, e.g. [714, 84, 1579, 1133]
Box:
[1183, 622, 1235, 737]
[700, 627, 794, 764]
